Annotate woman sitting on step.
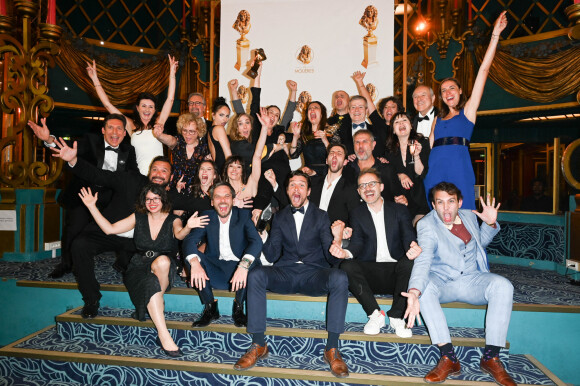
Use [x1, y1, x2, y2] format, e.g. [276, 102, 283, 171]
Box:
[79, 183, 209, 357]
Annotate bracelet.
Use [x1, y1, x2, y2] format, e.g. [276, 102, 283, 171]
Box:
[238, 257, 252, 270]
[291, 146, 297, 149]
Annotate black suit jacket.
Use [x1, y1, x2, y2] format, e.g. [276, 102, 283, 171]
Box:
[412, 107, 439, 132]
[343, 160, 403, 202]
[58, 133, 137, 209]
[346, 201, 416, 262]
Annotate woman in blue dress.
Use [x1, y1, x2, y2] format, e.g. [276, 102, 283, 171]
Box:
[424, 11, 507, 210]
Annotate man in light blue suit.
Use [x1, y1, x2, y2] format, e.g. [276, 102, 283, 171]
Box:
[403, 182, 515, 386]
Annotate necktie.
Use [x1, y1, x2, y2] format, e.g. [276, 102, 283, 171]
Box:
[352, 122, 365, 129]
[291, 206, 305, 214]
[417, 115, 430, 122]
[105, 146, 119, 153]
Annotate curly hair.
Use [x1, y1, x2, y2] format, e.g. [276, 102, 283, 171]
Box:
[135, 183, 171, 214]
[176, 113, 206, 138]
[228, 113, 254, 142]
[377, 96, 403, 121]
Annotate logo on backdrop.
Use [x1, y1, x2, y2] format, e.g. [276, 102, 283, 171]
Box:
[366, 83, 378, 102]
[297, 45, 313, 65]
[297, 91, 312, 115]
[295, 44, 314, 74]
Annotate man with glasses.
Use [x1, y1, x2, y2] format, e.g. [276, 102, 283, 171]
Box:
[187, 92, 212, 130]
[330, 168, 421, 338]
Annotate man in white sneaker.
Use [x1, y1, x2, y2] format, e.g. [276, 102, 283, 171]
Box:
[330, 168, 421, 338]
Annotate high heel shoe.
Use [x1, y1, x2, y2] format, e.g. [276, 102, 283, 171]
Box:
[155, 336, 183, 358]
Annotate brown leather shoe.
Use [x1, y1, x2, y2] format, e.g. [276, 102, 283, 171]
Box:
[480, 357, 516, 386]
[424, 355, 461, 383]
[323, 348, 349, 378]
[233, 343, 269, 370]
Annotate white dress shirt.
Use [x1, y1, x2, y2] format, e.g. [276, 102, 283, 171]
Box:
[416, 107, 436, 138]
[319, 175, 341, 212]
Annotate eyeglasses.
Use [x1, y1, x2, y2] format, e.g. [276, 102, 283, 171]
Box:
[357, 181, 379, 190]
[145, 197, 161, 204]
[188, 101, 205, 106]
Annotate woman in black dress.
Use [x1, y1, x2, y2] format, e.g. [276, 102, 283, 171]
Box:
[79, 183, 208, 357]
[207, 97, 232, 173]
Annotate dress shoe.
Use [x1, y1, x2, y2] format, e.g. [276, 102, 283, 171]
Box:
[81, 301, 99, 319]
[155, 337, 183, 358]
[233, 343, 269, 370]
[49, 263, 71, 279]
[424, 355, 461, 383]
[232, 300, 247, 327]
[191, 300, 220, 327]
[480, 357, 516, 386]
[323, 348, 349, 378]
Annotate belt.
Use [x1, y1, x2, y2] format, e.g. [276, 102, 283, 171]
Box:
[433, 137, 470, 147]
[138, 250, 161, 262]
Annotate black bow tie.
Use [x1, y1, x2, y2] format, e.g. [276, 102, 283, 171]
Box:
[352, 122, 365, 129]
[417, 115, 430, 122]
[105, 146, 119, 153]
[291, 206, 305, 214]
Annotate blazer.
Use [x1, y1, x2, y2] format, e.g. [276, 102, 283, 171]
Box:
[346, 201, 416, 262]
[182, 207, 262, 266]
[408, 209, 500, 294]
[263, 203, 339, 268]
[58, 132, 137, 208]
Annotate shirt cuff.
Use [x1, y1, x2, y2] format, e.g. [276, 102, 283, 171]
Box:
[241, 254, 255, 263]
[186, 254, 201, 264]
[345, 250, 354, 259]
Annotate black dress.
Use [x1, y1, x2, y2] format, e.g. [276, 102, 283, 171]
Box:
[124, 212, 178, 321]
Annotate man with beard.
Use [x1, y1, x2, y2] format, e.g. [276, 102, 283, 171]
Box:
[183, 182, 262, 328]
[234, 171, 350, 379]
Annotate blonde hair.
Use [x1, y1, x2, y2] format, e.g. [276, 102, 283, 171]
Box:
[176, 113, 206, 137]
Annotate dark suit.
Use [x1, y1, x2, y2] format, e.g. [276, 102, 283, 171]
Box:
[343, 159, 403, 203]
[412, 106, 438, 138]
[57, 133, 137, 270]
[340, 201, 416, 318]
[247, 203, 348, 334]
[182, 207, 262, 304]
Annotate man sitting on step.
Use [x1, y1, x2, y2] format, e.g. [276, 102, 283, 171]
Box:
[403, 182, 516, 386]
[329, 168, 421, 338]
[183, 182, 263, 328]
[234, 170, 350, 378]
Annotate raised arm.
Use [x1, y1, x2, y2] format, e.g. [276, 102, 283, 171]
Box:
[246, 108, 271, 192]
[28, 118, 54, 144]
[464, 11, 507, 122]
[156, 55, 178, 125]
[352, 71, 376, 114]
[229, 79, 245, 114]
[152, 122, 178, 149]
[174, 211, 210, 240]
[280, 80, 298, 128]
[78, 187, 136, 235]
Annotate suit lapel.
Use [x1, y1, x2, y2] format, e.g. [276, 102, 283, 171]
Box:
[297, 204, 312, 244]
[96, 141, 105, 170]
[362, 206, 378, 256]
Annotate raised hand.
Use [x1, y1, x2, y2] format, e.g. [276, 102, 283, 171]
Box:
[287, 80, 297, 91]
[256, 107, 271, 128]
[78, 187, 98, 208]
[152, 122, 164, 138]
[473, 194, 500, 226]
[186, 211, 210, 229]
[264, 168, 276, 187]
[86, 59, 99, 82]
[234, 197, 253, 209]
[290, 121, 301, 137]
[168, 55, 179, 75]
[51, 137, 77, 163]
[493, 11, 508, 35]
[352, 71, 366, 84]
[28, 118, 51, 142]
[228, 79, 239, 94]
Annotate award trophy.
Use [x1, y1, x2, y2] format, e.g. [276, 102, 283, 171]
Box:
[247, 48, 267, 79]
[360, 5, 379, 68]
[233, 10, 251, 71]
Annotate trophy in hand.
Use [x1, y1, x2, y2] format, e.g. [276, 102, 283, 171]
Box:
[247, 48, 267, 79]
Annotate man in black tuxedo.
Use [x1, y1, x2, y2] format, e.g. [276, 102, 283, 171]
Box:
[412, 85, 438, 138]
[330, 168, 421, 338]
[234, 171, 350, 379]
[337, 95, 385, 157]
[187, 92, 212, 130]
[28, 114, 138, 278]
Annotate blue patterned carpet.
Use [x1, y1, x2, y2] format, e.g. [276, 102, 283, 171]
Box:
[1, 254, 580, 306]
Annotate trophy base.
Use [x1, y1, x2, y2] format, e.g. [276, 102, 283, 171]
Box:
[362, 35, 378, 69]
[235, 40, 250, 71]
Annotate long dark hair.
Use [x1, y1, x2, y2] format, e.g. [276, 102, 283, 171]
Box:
[386, 111, 424, 152]
[133, 92, 158, 134]
[135, 183, 171, 214]
[222, 156, 248, 184]
[438, 77, 467, 118]
[192, 160, 220, 198]
[300, 101, 328, 141]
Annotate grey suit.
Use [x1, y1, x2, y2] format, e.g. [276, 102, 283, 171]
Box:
[408, 209, 513, 347]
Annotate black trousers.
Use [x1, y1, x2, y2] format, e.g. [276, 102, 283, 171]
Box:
[340, 257, 414, 319]
[71, 227, 135, 303]
[60, 205, 93, 269]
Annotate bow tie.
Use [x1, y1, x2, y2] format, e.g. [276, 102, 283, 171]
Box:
[291, 206, 305, 214]
[417, 115, 430, 122]
[352, 122, 365, 129]
[105, 146, 119, 153]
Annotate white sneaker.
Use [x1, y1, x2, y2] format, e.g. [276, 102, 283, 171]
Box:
[363, 309, 385, 335]
[389, 317, 412, 338]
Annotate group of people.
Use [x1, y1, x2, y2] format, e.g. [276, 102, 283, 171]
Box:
[28, 11, 517, 386]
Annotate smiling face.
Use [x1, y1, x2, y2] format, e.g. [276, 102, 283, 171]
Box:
[287, 175, 310, 209]
[136, 99, 156, 123]
[307, 102, 322, 125]
[237, 115, 252, 139]
[326, 145, 346, 173]
[226, 161, 243, 182]
[353, 132, 375, 161]
[148, 161, 171, 185]
[198, 161, 217, 187]
[440, 80, 462, 110]
[382, 100, 398, 123]
[413, 85, 435, 116]
[188, 95, 206, 117]
[102, 118, 126, 148]
[267, 106, 281, 126]
[333, 91, 349, 114]
[357, 172, 383, 206]
[392, 115, 412, 139]
[145, 191, 162, 213]
[212, 105, 231, 127]
[349, 98, 367, 124]
[212, 185, 234, 219]
[433, 190, 463, 225]
[182, 122, 199, 145]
